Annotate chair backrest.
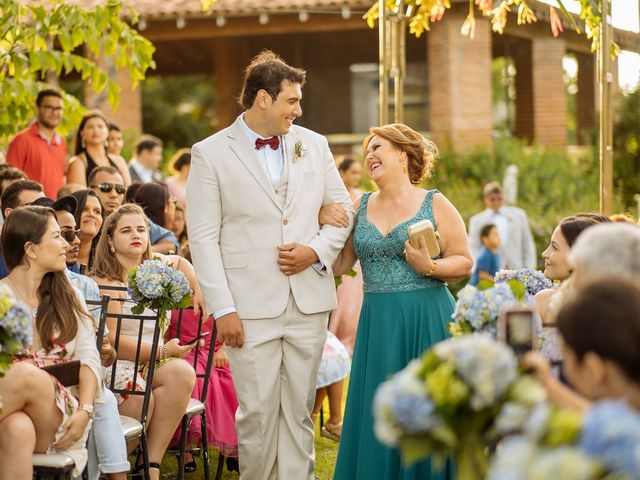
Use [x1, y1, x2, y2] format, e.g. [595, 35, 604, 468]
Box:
[97, 284, 161, 430]
[171, 308, 218, 402]
[85, 294, 111, 350]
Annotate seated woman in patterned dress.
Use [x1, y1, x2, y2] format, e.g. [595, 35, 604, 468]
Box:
[0, 206, 102, 479]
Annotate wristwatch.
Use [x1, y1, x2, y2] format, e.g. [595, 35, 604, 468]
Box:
[78, 404, 94, 419]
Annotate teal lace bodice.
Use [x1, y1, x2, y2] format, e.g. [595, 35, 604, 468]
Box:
[354, 190, 445, 293]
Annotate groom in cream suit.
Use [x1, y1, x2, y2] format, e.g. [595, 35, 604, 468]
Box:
[186, 51, 353, 480]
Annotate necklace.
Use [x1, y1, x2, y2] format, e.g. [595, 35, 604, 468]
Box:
[5, 278, 38, 317]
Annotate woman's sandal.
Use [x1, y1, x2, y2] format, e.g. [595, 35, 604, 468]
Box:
[320, 421, 342, 442]
[132, 460, 161, 479]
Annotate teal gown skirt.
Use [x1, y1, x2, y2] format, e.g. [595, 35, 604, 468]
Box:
[333, 285, 455, 480]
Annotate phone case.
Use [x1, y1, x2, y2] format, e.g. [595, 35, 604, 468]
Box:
[407, 220, 440, 258]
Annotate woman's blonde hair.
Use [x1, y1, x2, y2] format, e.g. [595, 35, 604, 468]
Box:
[363, 123, 438, 184]
[91, 203, 152, 281]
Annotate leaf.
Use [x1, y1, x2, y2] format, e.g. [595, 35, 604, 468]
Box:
[399, 436, 434, 465]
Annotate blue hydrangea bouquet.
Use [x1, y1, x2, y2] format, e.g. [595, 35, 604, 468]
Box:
[128, 258, 193, 332]
[0, 282, 34, 412]
[494, 268, 553, 297]
[489, 399, 640, 479]
[448, 280, 526, 337]
[374, 334, 546, 480]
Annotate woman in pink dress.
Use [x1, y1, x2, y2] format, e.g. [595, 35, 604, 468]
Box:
[329, 156, 364, 355]
[169, 246, 239, 474]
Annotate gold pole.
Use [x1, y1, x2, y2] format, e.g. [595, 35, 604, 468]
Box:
[378, 0, 389, 125]
[598, 0, 614, 215]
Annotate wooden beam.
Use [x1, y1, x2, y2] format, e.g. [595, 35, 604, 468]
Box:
[143, 14, 368, 42]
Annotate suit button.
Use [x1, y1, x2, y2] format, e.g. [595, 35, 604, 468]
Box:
[283, 219, 289, 225]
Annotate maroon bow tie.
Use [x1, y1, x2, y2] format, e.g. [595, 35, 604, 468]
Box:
[255, 136, 280, 150]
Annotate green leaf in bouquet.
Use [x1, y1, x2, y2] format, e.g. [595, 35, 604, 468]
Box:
[399, 435, 435, 465]
[426, 361, 470, 408]
[477, 279, 494, 291]
[542, 408, 583, 447]
[131, 304, 144, 315]
[448, 320, 472, 337]
[429, 424, 457, 448]
[419, 350, 441, 376]
[507, 279, 526, 300]
[178, 295, 193, 309]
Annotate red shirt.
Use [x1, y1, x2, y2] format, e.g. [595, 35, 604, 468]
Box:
[6, 122, 67, 198]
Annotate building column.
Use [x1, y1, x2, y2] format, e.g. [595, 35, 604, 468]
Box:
[427, 9, 493, 150]
[212, 38, 245, 130]
[84, 60, 143, 134]
[513, 37, 567, 147]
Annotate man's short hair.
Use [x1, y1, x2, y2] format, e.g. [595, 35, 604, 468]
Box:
[88, 166, 123, 186]
[1, 179, 44, 219]
[0, 167, 27, 195]
[480, 224, 496, 240]
[483, 181, 502, 197]
[135, 135, 163, 155]
[109, 123, 121, 132]
[239, 50, 306, 110]
[36, 89, 63, 107]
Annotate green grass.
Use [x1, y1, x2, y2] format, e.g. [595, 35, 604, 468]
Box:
[158, 386, 346, 479]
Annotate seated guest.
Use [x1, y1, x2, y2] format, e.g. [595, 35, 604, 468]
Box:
[89, 166, 126, 216]
[71, 190, 104, 274]
[67, 111, 132, 187]
[57, 183, 85, 199]
[90, 204, 202, 480]
[0, 166, 27, 196]
[468, 223, 500, 286]
[165, 149, 190, 208]
[0, 180, 45, 278]
[0, 206, 101, 478]
[168, 245, 239, 474]
[170, 203, 188, 251]
[131, 182, 179, 254]
[107, 123, 124, 157]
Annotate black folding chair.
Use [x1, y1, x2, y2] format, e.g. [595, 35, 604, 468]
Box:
[168, 307, 221, 480]
[98, 284, 161, 480]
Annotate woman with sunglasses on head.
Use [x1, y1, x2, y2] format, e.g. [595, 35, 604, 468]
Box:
[67, 111, 132, 188]
[71, 190, 105, 274]
[0, 206, 102, 479]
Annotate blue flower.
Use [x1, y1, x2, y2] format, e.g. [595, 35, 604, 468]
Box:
[0, 284, 33, 351]
[495, 269, 553, 297]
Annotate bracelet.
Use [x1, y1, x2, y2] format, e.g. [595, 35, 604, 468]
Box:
[426, 260, 439, 276]
[161, 344, 168, 361]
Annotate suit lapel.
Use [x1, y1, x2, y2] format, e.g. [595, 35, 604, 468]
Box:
[283, 130, 300, 211]
[226, 118, 282, 212]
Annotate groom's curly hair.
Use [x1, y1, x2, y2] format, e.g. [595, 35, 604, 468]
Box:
[239, 50, 306, 109]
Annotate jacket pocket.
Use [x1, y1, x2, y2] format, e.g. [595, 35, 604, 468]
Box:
[222, 254, 248, 269]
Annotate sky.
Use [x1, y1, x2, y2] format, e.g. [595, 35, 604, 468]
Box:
[540, 0, 640, 91]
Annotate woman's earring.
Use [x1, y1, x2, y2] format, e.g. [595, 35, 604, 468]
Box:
[81, 137, 86, 149]
[110, 246, 115, 254]
[402, 165, 408, 175]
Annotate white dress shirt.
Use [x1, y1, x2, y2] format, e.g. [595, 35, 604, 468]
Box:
[239, 115, 284, 188]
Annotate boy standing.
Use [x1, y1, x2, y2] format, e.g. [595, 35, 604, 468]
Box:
[469, 223, 500, 285]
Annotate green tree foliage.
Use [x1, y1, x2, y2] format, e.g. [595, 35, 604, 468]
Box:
[0, 0, 155, 141]
[613, 89, 640, 211]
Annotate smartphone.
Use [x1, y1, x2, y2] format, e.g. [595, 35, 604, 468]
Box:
[184, 331, 210, 346]
[499, 307, 536, 358]
[407, 219, 440, 258]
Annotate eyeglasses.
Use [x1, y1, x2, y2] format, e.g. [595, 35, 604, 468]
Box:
[60, 229, 81, 243]
[91, 183, 126, 195]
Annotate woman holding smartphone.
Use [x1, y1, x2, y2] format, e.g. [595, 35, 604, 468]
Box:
[331, 124, 473, 480]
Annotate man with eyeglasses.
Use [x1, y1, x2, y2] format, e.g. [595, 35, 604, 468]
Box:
[88, 166, 126, 215]
[6, 89, 67, 198]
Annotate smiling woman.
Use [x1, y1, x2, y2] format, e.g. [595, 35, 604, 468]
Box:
[71, 189, 104, 273]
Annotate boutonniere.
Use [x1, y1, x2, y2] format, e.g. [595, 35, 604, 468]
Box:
[293, 141, 306, 163]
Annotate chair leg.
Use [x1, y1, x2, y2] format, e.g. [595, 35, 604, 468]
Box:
[215, 452, 225, 480]
[177, 415, 189, 480]
[201, 414, 210, 480]
[140, 431, 151, 480]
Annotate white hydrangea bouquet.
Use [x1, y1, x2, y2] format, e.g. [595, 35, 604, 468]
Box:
[128, 258, 193, 332]
[489, 399, 640, 479]
[449, 280, 526, 337]
[0, 283, 33, 412]
[373, 334, 546, 480]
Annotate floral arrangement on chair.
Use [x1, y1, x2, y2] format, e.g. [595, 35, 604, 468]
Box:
[128, 258, 193, 332]
[448, 280, 526, 337]
[373, 334, 546, 480]
[489, 400, 640, 479]
[494, 268, 553, 297]
[0, 283, 33, 412]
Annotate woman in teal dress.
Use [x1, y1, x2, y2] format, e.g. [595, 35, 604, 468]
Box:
[332, 124, 473, 480]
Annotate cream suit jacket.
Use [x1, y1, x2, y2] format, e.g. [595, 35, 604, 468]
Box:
[186, 116, 354, 320]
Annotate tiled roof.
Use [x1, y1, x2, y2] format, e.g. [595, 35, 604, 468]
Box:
[65, 0, 373, 19]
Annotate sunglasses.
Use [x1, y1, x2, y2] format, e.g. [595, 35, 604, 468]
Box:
[61, 228, 81, 243]
[92, 183, 126, 194]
